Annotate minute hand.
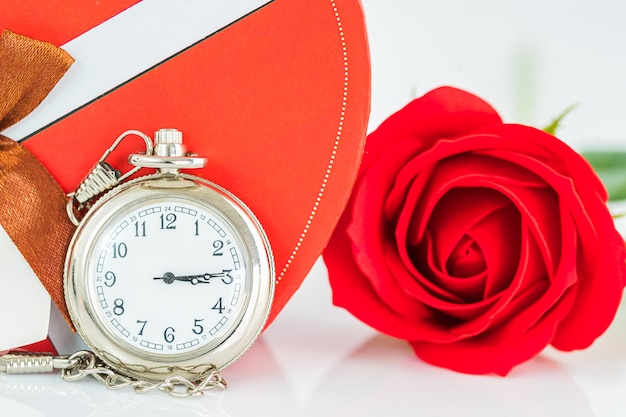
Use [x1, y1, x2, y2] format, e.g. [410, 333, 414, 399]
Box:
[153, 270, 233, 285]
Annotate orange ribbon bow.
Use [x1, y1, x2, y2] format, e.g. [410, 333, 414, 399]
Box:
[0, 29, 76, 329]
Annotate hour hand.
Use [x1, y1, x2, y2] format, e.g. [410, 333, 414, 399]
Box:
[153, 270, 233, 285]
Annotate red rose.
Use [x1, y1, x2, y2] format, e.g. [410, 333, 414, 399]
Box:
[323, 86, 626, 375]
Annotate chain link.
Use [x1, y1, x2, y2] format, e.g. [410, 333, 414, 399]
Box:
[60, 351, 227, 397]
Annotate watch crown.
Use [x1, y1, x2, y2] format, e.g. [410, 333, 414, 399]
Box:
[155, 128, 183, 145]
[154, 128, 185, 157]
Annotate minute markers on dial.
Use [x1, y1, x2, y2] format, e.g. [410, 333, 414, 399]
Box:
[153, 270, 234, 285]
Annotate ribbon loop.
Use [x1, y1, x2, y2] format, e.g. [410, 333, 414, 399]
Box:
[0, 29, 74, 131]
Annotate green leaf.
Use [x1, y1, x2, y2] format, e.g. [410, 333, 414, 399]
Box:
[543, 104, 578, 135]
[582, 151, 626, 200]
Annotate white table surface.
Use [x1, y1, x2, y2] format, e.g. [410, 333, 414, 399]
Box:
[3, 1, 626, 415]
[2, 258, 626, 416]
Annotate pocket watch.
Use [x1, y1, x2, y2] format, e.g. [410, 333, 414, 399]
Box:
[59, 128, 274, 395]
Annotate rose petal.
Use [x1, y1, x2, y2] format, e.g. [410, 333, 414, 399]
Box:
[324, 209, 434, 341]
[486, 219, 574, 334]
[475, 124, 607, 200]
[347, 138, 429, 318]
[392, 140, 546, 245]
[384, 162, 435, 222]
[361, 87, 502, 175]
[410, 287, 577, 376]
[347, 138, 423, 279]
[553, 198, 626, 349]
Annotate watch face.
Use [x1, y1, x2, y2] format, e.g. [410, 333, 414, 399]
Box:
[65, 177, 273, 379]
[90, 198, 246, 357]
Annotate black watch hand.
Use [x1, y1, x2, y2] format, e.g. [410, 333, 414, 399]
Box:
[153, 270, 233, 285]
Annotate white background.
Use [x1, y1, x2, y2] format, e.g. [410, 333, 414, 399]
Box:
[2, 1, 626, 415]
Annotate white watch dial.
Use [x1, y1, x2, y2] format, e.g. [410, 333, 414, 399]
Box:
[88, 198, 249, 357]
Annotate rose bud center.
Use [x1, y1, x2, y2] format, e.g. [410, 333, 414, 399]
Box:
[446, 236, 486, 278]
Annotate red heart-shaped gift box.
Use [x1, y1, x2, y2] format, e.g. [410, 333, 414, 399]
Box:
[0, 0, 370, 351]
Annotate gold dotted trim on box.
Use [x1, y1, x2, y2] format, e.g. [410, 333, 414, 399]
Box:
[275, 0, 350, 286]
